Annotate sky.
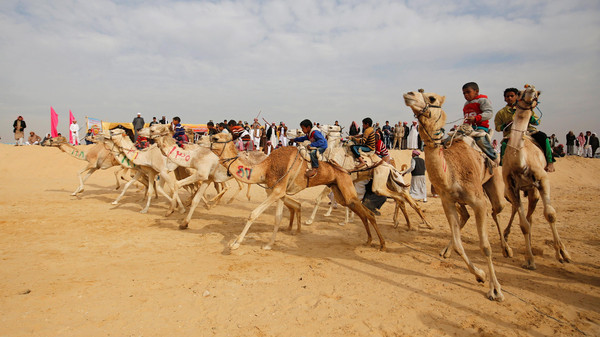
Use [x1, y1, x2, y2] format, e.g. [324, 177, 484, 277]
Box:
[1, 0, 599, 144]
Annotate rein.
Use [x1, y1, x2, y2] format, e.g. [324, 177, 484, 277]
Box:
[257, 148, 301, 190]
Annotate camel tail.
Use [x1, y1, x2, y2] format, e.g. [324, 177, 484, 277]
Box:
[59, 143, 88, 161]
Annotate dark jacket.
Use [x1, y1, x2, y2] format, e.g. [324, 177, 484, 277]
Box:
[13, 119, 26, 133]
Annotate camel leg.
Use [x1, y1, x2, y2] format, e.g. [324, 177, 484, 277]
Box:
[440, 199, 486, 283]
[226, 180, 244, 204]
[112, 170, 143, 205]
[483, 175, 511, 258]
[503, 205, 518, 242]
[230, 188, 287, 250]
[207, 182, 229, 209]
[114, 168, 124, 190]
[306, 186, 330, 225]
[507, 183, 536, 269]
[473, 200, 504, 301]
[538, 179, 571, 263]
[246, 183, 251, 201]
[333, 185, 385, 250]
[263, 199, 285, 250]
[440, 204, 470, 258]
[72, 166, 95, 195]
[282, 196, 302, 234]
[180, 181, 211, 230]
[140, 172, 156, 214]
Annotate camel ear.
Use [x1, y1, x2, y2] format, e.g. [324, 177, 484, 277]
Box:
[537, 90, 541, 97]
[439, 96, 445, 105]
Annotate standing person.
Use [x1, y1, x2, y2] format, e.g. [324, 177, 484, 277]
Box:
[577, 132, 585, 156]
[13, 116, 26, 146]
[549, 134, 558, 149]
[583, 131, 593, 158]
[132, 113, 145, 141]
[590, 133, 599, 158]
[566, 131, 576, 155]
[401, 122, 409, 149]
[349, 121, 360, 136]
[28, 131, 41, 145]
[382, 121, 392, 148]
[278, 122, 288, 147]
[492, 139, 500, 155]
[407, 121, 419, 150]
[159, 116, 167, 124]
[349, 117, 376, 168]
[149, 117, 159, 126]
[290, 119, 327, 178]
[402, 150, 427, 203]
[462, 82, 496, 161]
[250, 118, 262, 149]
[392, 122, 404, 149]
[69, 119, 80, 145]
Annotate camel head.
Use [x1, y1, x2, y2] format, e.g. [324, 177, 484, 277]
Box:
[207, 132, 235, 154]
[137, 127, 151, 138]
[403, 90, 447, 144]
[148, 124, 171, 139]
[517, 84, 540, 110]
[108, 128, 129, 142]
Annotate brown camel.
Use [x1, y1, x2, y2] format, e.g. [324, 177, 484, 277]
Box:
[209, 133, 384, 251]
[403, 89, 506, 301]
[501, 84, 571, 269]
[51, 141, 124, 195]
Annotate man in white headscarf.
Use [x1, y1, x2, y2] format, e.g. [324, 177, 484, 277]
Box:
[407, 121, 419, 150]
[70, 119, 80, 145]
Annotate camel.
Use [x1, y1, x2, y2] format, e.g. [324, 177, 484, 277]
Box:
[209, 133, 384, 251]
[403, 89, 506, 301]
[147, 125, 233, 228]
[109, 129, 185, 215]
[305, 145, 430, 230]
[50, 140, 125, 195]
[501, 84, 571, 269]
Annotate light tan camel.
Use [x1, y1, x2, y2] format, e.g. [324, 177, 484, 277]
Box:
[109, 129, 185, 215]
[501, 84, 571, 269]
[209, 133, 384, 251]
[305, 146, 430, 230]
[51, 141, 124, 195]
[147, 125, 233, 229]
[403, 89, 506, 301]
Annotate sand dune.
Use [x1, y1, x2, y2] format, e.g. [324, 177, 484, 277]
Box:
[0, 144, 599, 336]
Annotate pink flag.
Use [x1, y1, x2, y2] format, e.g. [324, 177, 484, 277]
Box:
[69, 110, 78, 145]
[50, 107, 59, 138]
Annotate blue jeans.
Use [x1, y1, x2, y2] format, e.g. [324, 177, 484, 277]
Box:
[310, 148, 326, 168]
[473, 127, 496, 160]
[351, 145, 372, 158]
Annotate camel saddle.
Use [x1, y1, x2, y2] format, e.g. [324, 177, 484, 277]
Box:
[445, 123, 498, 175]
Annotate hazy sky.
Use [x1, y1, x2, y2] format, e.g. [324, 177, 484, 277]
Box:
[1, 0, 599, 143]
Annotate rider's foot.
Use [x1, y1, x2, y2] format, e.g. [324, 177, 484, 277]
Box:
[545, 162, 555, 172]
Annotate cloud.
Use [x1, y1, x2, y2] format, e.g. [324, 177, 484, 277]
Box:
[0, 0, 599, 142]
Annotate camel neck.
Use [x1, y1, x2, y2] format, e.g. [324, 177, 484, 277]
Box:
[507, 107, 532, 150]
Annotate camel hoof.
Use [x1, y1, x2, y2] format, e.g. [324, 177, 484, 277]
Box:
[111, 201, 118, 205]
[305, 219, 313, 225]
[178, 207, 186, 214]
[474, 269, 486, 283]
[487, 289, 505, 302]
[165, 209, 174, 217]
[440, 247, 452, 259]
[522, 261, 536, 270]
[179, 223, 188, 230]
[338, 222, 346, 226]
[261, 244, 272, 250]
[229, 241, 241, 250]
[71, 192, 78, 196]
[502, 246, 513, 258]
[140, 209, 148, 214]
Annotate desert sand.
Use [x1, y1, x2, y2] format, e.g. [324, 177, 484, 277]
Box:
[0, 143, 599, 336]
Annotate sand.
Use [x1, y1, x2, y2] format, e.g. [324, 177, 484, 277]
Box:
[0, 144, 599, 336]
